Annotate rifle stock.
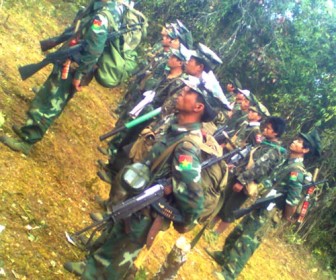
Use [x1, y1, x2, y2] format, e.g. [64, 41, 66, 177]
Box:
[18, 44, 83, 80]
[233, 193, 284, 219]
[19, 60, 52, 81]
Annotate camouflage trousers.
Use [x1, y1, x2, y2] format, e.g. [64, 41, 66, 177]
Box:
[82, 214, 153, 280]
[19, 64, 75, 144]
[219, 208, 272, 279]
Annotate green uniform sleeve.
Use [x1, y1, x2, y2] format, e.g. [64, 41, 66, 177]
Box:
[285, 169, 306, 206]
[172, 141, 204, 227]
[74, 13, 110, 80]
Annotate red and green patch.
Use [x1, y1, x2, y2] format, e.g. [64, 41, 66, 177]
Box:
[179, 155, 193, 170]
[289, 171, 298, 181]
[91, 19, 102, 30]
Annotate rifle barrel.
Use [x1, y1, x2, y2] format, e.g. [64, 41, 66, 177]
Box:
[99, 107, 162, 141]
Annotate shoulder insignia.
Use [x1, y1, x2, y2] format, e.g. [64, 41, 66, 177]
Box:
[178, 154, 193, 170]
[289, 171, 298, 181]
[92, 19, 102, 30]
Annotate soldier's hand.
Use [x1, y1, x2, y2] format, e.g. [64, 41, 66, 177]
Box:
[232, 182, 244, 192]
[72, 78, 82, 92]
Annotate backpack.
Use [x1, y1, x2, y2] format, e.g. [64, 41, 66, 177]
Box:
[95, 3, 147, 88]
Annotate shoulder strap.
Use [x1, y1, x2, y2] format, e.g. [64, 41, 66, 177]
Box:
[246, 146, 260, 170]
[99, 9, 118, 33]
[150, 135, 200, 174]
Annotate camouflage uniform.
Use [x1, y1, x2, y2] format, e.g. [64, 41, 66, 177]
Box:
[16, 1, 123, 144]
[106, 72, 185, 157]
[81, 121, 204, 279]
[219, 139, 287, 223]
[218, 157, 310, 279]
[231, 121, 262, 148]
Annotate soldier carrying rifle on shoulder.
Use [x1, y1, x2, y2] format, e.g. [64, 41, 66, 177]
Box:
[0, 0, 147, 155]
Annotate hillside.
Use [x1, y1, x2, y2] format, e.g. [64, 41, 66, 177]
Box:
[0, 1, 331, 279]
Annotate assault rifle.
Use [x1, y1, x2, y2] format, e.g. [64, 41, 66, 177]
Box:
[40, 22, 143, 52]
[213, 125, 235, 145]
[233, 179, 328, 219]
[99, 107, 162, 141]
[19, 26, 141, 81]
[201, 144, 252, 169]
[67, 142, 253, 247]
[66, 183, 173, 247]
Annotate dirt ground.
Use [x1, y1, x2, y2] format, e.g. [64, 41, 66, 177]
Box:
[0, 1, 332, 279]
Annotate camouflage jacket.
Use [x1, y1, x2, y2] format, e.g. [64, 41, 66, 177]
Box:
[270, 158, 311, 206]
[233, 121, 262, 148]
[235, 139, 287, 186]
[74, 1, 123, 80]
[143, 121, 204, 227]
[143, 72, 185, 112]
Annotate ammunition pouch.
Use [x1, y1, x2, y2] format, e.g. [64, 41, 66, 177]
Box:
[129, 127, 156, 162]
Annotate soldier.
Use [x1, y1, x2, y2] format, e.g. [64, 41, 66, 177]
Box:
[214, 116, 287, 234]
[224, 102, 270, 150]
[97, 47, 189, 184]
[225, 88, 254, 133]
[64, 78, 217, 278]
[0, 0, 129, 155]
[209, 130, 321, 280]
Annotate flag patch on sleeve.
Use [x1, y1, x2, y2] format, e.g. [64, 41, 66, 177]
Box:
[179, 155, 193, 170]
[92, 19, 102, 30]
[289, 171, 298, 181]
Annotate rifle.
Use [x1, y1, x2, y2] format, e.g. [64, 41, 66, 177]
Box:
[40, 22, 143, 52]
[233, 179, 328, 219]
[213, 125, 235, 145]
[99, 107, 162, 141]
[67, 183, 168, 247]
[201, 144, 252, 169]
[19, 26, 141, 81]
[67, 143, 250, 247]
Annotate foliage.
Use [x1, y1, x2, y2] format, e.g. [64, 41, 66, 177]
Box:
[140, 0, 336, 273]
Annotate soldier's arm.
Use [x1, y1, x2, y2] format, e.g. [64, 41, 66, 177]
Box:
[74, 13, 110, 81]
[282, 168, 309, 221]
[172, 141, 204, 232]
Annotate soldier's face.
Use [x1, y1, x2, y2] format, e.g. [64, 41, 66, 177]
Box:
[185, 57, 203, 76]
[170, 38, 180, 49]
[247, 109, 261, 122]
[161, 34, 172, 50]
[263, 123, 278, 140]
[176, 86, 201, 113]
[289, 138, 309, 155]
[240, 97, 250, 111]
[227, 83, 235, 93]
[235, 93, 244, 103]
[167, 55, 183, 69]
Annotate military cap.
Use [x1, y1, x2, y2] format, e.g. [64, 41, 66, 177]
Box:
[189, 43, 223, 70]
[299, 129, 322, 157]
[249, 102, 270, 118]
[237, 88, 258, 105]
[181, 77, 217, 122]
[170, 44, 189, 61]
[166, 20, 193, 49]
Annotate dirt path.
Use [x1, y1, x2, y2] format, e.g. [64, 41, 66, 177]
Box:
[0, 1, 329, 279]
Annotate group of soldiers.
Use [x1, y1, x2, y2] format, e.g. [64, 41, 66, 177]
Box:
[0, 0, 323, 279]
